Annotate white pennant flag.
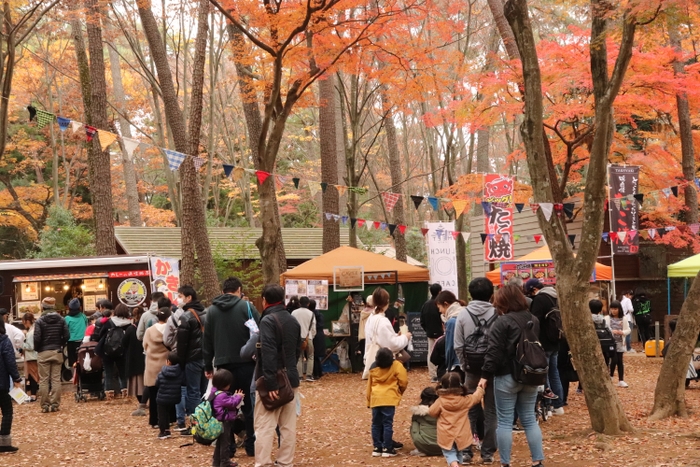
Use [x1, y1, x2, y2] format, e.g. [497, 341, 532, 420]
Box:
[122, 137, 141, 161]
[617, 231, 627, 242]
[71, 121, 83, 133]
[461, 232, 471, 242]
[539, 203, 554, 221]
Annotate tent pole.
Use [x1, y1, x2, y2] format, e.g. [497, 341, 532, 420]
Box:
[606, 166, 617, 300]
[684, 277, 688, 300]
[667, 277, 671, 315]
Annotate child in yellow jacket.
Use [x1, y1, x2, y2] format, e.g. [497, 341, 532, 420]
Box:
[367, 347, 408, 458]
[429, 372, 485, 467]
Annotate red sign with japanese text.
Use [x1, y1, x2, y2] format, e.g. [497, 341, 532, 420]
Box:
[108, 270, 151, 278]
[150, 257, 180, 302]
[483, 174, 514, 262]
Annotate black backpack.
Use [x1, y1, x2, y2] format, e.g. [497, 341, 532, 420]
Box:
[511, 313, 549, 386]
[463, 312, 497, 374]
[103, 326, 126, 357]
[543, 301, 564, 344]
[594, 319, 616, 354]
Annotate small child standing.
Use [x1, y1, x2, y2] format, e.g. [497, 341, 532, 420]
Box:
[155, 351, 184, 439]
[367, 347, 408, 458]
[607, 301, 631, 388]
[210, 369, 244, 467]
[429, 372, 484, 467]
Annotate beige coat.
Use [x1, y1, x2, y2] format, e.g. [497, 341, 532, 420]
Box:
[143, 323, 169, 387]
[428, 386, 485, 450]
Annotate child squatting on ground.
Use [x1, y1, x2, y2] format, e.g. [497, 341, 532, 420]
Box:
[367, 347, 408, 458]
[209, 369, 244, 467]
[429, 371, 485, 467]
[155, 351, 185, 439]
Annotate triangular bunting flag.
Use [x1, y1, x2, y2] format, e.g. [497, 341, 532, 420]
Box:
[452, 200, 468, 217]
[427, 196, 439, 211]
[539, 203, 554, 221]
[27, 105, 36, 121]
[481, 202, 491, 217]
[662, 188, 671, 198]
[533, 234, 542, 244]
[193, 157, 206, 170]
[380, 222, 387, 231]
[648, 228, 657, 239]
[232, 167, 245, 181]
[695, 178, 700, 190]
[421, 228, 429, 236]
[98, 130, 118, 151]
[324, 212, 333, 221]
[609, 232, 618, 242]
[85, 125, 97, 142]
[514, 234, 521, 242]
[398, 225, 407, 235]
[365, 220, 372, 230]
[451, 231, 460, 240]
[671, 186, 679, 197]
[618, 231, 627, 242]
[57, 116, 70, 132]
[411, 195, 424, 210]
[629, 230, 638, 240]
[122, 137, 141, 160]
[602, 232, 609, 242]
[308, 181, 321, 197]
[388, 224, 397, 236]
[320, 182, 328, 193]
[223, 164, 234, 177]
[563, 203, 575, 219]
[382, 192, 401, 212]
[515, 203, 524, 213]
[633, 193, 644, 205]
[276, 175, 288, 185]
[530, 203, 539, 213]
[568, 234, 576, 248]
[620, 199, 628, 209]
[71, 121, 83, 133]
[336, 185, 347, 197]
[256, 170, 271, 185]
[357, 219, 366, 228]
[554, 203, 564, 216]
[292, 177, 300, 189]
[350, 218, 357, 228]
[373, 221, 381, 230]
[36, 109, 55, 129]
[639, 230, 649, 240]
[163, 149, 186, 171]
[480, 233, 488, 245]
[332, 214, 340, 222]
[341, 216, 348, 225]
[690, 224, 700, 235]
[461, 232, 471, 242]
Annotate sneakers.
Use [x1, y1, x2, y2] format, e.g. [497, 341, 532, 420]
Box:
[430, 378, 439, 383]
[512, 424, 523, 431]
[305, 376, 315, 382]
[381, 448, 398, 457]
[372, 447, 382, 457]
[174, 423, 188, 432]
[618, 381, 629, 388]
[482, 457, 494, 464]
[41, 406, 50, 413]
[392, 440, 403, 449]
[542, 389, 558, 400]
[0, 446, 18, 453]
[157, 431, 171, 440]
[552, 407, 565, 415]
[472, 434, 481, 450]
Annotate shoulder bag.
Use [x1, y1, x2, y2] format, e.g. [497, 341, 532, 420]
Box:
[255, 313, 295, 410]
[300, 313, 314, 352]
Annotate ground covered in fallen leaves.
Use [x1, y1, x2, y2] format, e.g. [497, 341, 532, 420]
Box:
[5, 352, 700, 466]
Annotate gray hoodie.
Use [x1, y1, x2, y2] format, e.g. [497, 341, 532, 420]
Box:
[454, 300, 497, 372]
[136, 302, 159, 341]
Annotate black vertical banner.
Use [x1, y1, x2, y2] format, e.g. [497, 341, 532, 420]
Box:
[609, 165, 640, 255]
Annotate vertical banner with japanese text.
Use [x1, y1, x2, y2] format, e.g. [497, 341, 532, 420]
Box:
[150, 256, 180, 302]
[609, 165, 640, 255]
[426, 221, 458, 295]
[483, 174, 514, 262]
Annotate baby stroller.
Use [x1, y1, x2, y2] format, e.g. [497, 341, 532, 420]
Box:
[74, 341, 106, 402]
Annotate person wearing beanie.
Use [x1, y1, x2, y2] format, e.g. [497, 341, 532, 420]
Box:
[34, 298, 69, 413]
[0, 321, 22, 453]
[64, 298, 87, 369]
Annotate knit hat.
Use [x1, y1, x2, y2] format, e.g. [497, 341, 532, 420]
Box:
[68, 298, 81, 311]
[41, 297, 56, 311]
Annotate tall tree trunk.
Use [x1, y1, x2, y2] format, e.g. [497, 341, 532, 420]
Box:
[381, 92, 407, 262]
[107, 28, 142, 226]
[84, 0, 116, 255]
[320, 77, 340, 252]
[650, 271, 700, 419]
[504, 0, 636, 434]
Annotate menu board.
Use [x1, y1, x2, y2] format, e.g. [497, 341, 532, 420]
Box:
[406, 312, 428, 363]
[285, 279, 329, 310]
[500, 261, 595, 285]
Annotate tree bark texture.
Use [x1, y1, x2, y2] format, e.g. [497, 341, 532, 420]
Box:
[107, 34, 142, 227]
[650, 271, 700, 419]
[504, 0, 635, 434]
[84, 0, 116, 255]
[381, 91, 407, 262]
[319, 77, 340, 253]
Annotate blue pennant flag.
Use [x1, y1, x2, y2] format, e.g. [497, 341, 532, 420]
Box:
[57, 116, 71, 132]
[427, 196, 439, 211]
[222, 164, 234, 177]
[341, 215, 348, 225]
[164, 149, 187, 171]
[481, 201, 492, 217]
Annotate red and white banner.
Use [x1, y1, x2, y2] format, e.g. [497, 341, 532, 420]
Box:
[483, 174, 514, 262]
[150, 257, 180, 302]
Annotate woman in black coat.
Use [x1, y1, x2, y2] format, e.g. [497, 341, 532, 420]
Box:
[311, 300, 326, 379]
[123, 310, 146, 415]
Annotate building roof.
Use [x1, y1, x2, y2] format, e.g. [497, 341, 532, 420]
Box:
[0, 255, 150, 271]
[114, 227, 350, 260]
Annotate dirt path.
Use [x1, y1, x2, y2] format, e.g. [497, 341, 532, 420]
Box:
[5, 353, 700, 466]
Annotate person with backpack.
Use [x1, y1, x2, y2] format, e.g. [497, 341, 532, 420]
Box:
[176, 285, 207, 428]
[97, 304, 132, 398]
[590, 299, 615, 367]
[632, 287, 653, 346]
[479, 284, 546, 467]
[606, 301, 630, 388]
[64, 298, 87, 370]
[454, 277, 497, 465]
[620, 290, 635, 352]
[208, 369, 244, 467]
[525, 278, 564, 415]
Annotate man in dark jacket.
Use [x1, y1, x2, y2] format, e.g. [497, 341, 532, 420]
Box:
[420, 283, 443, 383]
[34, 297, 69, 413]
[255, 284, 301, 467]
[175, 285, 207, 421]
[525, 278, 564, 414]
[0, 321, 22, 452]
[203, 277, 260, 457]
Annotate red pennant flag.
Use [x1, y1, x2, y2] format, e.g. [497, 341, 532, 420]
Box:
[609, 232, 618, 242]
[85, 125, 97, 142]
[398, 225, 407, 235]
[256, 170, 271, 185]
[554, 203, 564, 215]
[373, 221, 381, 230]
[533, 234, 542, 244]
[421, 228, 429, 237]
[530, 203, 539, 213]
[451, 231, 459, 240]
[381, 192, 401, 212]
[357, 219, 366, 227]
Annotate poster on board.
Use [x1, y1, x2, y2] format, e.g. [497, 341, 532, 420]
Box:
[426, 222, 458, 295]
[483, 174, 514, 262]
[150, 256, 180, 302]
[609, 165, 640, 255]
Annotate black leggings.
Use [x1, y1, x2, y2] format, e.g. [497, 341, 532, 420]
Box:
[609, 352, 624, 381]
[0, 390, 12, 436]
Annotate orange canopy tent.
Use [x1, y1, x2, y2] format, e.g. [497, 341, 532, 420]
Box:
[485, 245, 612, 284]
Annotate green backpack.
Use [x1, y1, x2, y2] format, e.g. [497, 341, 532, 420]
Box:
[190, 391, 224, 445]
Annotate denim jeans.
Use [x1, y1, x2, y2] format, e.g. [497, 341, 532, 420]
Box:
[465, 372, 496, 460]
[175, 386, 186, 425]
[494, 374, 544, 465]
[184, 360, 206, 415]
[545, 350, 564, 409]
[441, 442, 463, 465]
[371, 406, 395, 450]
[103, 358, 127, 392]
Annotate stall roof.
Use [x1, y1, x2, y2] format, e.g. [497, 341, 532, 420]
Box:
[485, 246, 612, 283]
[115, 227, 350, 260]
[0, 255, 150, 271]
[280, 246, 430, 284]
[667, 253, 700, 278]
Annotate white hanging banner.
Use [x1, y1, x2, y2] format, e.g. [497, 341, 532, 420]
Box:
[71, 121, 83, 133]
[122, 137, 141, 160]
[426, 221, 458, 295]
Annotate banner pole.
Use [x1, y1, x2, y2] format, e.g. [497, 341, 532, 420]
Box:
[607, 165, 617, 300]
